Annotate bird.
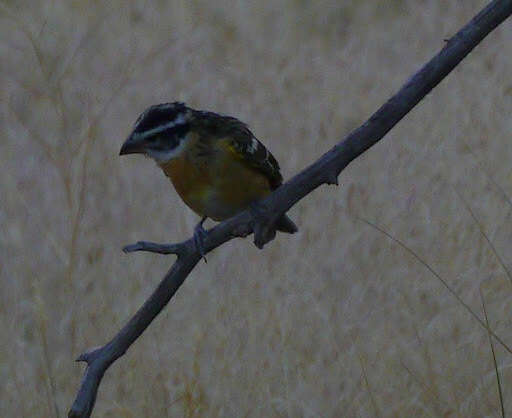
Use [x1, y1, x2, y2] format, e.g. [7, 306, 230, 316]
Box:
[119, 102, 297, 257]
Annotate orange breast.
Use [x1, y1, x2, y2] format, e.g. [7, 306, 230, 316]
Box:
[159, 151, 272, 221]
[160, 156, 210, 217]
[211, 155, 271, 218]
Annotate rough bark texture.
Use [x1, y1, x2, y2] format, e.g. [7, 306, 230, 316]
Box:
[69, 1, 512, 416]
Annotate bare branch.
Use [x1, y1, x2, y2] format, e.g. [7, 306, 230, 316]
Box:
[122, 241, 189, 256]
[68, 1, 512, 417]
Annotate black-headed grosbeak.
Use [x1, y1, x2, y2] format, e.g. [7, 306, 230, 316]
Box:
[120, 102, 297, 254]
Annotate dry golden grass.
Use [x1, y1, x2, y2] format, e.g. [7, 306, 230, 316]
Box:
[1, 1, 511, 416]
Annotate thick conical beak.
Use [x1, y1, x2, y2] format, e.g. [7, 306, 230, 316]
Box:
[119, 134, 146, 156]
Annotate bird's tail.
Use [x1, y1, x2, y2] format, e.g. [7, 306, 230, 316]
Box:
[276, 214, 298, 234]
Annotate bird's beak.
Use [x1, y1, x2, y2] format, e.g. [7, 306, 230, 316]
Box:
[119, 134, 146, 156]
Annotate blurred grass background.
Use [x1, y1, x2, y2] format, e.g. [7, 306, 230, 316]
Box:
[1, 0, 511, 416]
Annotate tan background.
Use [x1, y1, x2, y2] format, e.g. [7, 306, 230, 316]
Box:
[1, 1, 511, 416]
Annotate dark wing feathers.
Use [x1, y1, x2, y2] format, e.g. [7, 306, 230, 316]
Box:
[194, 111, 283, 189]
[228, 129, 283, 189]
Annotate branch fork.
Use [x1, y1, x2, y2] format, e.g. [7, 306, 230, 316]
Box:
[123, 201, 285, 256]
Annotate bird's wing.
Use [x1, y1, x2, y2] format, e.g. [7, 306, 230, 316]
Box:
[221, 117, 283, 189]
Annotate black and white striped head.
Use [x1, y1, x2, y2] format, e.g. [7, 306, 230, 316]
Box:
[120, 102, 192, 163]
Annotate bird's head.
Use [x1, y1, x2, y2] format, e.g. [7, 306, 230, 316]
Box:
[120, 102, 192, 163]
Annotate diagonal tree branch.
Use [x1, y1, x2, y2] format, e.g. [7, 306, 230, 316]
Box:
[68, 1, 512, 416]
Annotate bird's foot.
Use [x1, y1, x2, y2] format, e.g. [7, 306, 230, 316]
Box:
[194, 217, 208, 263]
